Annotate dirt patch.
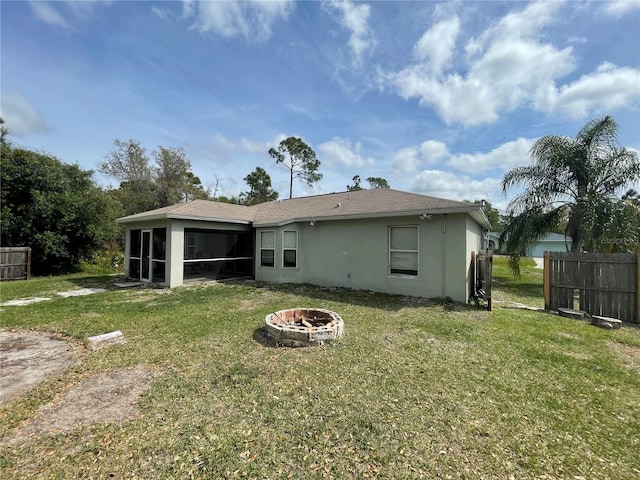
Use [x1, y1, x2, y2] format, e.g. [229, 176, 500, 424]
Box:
[0, 329, 83, 407]
[6, 366, 154, 442]
[610, 342, 640, 374]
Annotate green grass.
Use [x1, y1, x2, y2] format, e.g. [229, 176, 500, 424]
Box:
[492, 255, 545, 306]
[1, 272, 639, 479]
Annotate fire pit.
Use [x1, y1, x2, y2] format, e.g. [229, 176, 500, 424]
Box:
[265, 308, 344, 347]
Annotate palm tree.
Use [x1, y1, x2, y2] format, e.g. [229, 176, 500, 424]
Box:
[500, 116, 640, 273]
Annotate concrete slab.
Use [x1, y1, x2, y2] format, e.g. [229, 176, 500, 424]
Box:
[0, 297, 51, 307]
[113, 282, 145, 288]
[57, 288, 108, 298]
[87, 330, 125, 350]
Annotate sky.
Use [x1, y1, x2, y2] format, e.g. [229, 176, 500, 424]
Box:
[2, 0, 639, 211]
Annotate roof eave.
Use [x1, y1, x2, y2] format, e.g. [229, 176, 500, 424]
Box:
[254, 206, 489, 227]
[116, 213, 252, 225]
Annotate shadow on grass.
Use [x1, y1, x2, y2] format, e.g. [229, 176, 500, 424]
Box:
[492, 277, 544, 303]
[227, 278, 489, 314]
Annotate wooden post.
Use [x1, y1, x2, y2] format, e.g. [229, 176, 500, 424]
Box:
[26, 247, 32, 280]
[637, 253, 639, 325]
[470, 251, 476, 299]
[543, 251, 550, 310]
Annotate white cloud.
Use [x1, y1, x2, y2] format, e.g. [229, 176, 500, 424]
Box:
[29, 2, 70, 29]
[604, 0, 640, 17]
[326, 1, 376, 64]
[539, 63, 640, 118]
[392, 140, 449, 174]
[182, 0, 294, 41]
[385, 1, 580, 126]
[29, 1, 112, 28]
[393, 137, 535, 175]
[413, 17, 460, 74]
[379, 1, 634, 126]
[319, 137, 375, 168]
[409, 170, 503, 204]
[0, 92, 50, 137]
[151, 6, 171, 20]
[446, 137, 535, 172]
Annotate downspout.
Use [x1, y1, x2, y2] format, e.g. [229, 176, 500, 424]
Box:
[442, 214, 447, 298]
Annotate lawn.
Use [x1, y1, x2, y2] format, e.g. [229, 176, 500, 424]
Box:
[1, 260, 639, 479]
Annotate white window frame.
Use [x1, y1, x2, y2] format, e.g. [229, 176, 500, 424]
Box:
[389, 225, 419, 277]
[260, 230, 276, 267]
[282, 230, 298, 269]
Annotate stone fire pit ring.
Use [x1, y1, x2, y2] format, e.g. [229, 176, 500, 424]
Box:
[265, 308, 344, 347]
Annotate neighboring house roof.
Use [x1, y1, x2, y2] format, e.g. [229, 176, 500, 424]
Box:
[487, 231, 572, 242]
[116, 189, 491, 228]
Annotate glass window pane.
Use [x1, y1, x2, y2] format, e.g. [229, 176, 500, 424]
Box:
[261, 231, 275, 249]
[261, 249, 274, 267]
[283, 249, 296, 268]
[390, 252, 418, 275]
[391, 227, 417, 250]
[130, 229, 141, 258]
[283, 231, 297, 249]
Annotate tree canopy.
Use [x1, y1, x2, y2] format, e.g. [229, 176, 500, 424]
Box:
[268, 137, 322, 199]
[500, 115, 640, 273]
[100, 139, 209, 215]
[1, 135, 120, 274]
[239, 167, 279, 205]
[347, 175, 390, 191]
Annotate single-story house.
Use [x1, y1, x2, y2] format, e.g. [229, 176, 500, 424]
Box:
[116, 189, 491, 303]
[486, 231, 571, 257]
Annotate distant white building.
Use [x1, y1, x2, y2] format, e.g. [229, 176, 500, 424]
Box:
[486, 231, 571, 258]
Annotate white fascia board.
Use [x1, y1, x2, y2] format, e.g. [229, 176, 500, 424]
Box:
[254, 206, 485, 227]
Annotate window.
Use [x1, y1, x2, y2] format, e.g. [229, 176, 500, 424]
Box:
[283, 230, 297, 268]
[260, 231, 275, 267]
[389, 226, 418, 276]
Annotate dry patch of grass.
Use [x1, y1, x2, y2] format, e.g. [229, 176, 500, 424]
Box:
[610, 341, 640, 374]
[4, 366, 155, 444]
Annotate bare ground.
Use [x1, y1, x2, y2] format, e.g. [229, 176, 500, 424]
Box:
[0, 329, 154, 443]
[0, 329, 83, 407]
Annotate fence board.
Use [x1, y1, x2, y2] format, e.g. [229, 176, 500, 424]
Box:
[0, 247, 31, 281]
[544, 252, 638, 324]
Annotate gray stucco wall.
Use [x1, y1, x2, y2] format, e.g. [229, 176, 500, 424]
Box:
[254, 213, 482, 303]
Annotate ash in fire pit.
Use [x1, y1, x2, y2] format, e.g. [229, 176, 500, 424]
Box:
[265, 308, 344, 347]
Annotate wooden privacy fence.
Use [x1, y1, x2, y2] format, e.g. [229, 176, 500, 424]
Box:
[0, 247, 32, 281]
[544, 251, 639, 324]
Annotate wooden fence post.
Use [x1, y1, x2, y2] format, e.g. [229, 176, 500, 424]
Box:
[637, 253, 639, 325]
[543, 251, 550, 310]
[470, 251, 476, 299]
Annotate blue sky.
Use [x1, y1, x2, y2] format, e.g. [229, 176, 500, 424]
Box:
[2, 0, 639, 210]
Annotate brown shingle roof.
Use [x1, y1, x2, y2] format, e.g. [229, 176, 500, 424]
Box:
[117, 189, 491, 228]
[116, 199, 255, 224]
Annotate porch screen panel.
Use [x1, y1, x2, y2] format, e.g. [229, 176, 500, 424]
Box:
[183, 229, 253, 279]
[152, 228, 166, 283]
[128, 229, 141, 279]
